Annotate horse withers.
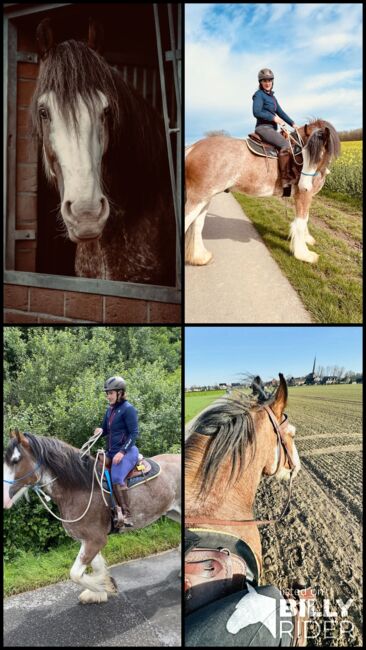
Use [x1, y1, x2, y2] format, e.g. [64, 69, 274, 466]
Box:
[4, 430, 181, 604]
[185, 119, 340, 265]
[31, 18, 175, 285]
[185, 374, 311, 646]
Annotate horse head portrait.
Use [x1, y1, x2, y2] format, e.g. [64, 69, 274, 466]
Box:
[31, 18, 175, 284]
[4, 428, 181, 604]
[185, 373, 301, 616]
[185, 118, 340, 265]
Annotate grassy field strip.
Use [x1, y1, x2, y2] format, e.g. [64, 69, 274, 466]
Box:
[185, 389, 226, 423]
[233, 140, 362, 324]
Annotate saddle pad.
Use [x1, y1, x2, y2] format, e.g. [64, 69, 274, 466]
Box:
[101, 457, 161, 492]
[245, 137, 278, 158]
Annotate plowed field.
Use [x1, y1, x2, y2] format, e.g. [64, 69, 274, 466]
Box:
[254, 384, 362, 646]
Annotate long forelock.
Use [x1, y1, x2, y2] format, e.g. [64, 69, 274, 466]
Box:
[31, 40, 120, 137]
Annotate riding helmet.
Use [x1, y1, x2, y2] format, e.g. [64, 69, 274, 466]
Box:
[103, 376, 126, 392]
[258, 68, 274, 81]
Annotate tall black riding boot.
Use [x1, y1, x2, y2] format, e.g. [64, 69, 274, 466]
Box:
[112, 484, 125, 529]
[114, 484, 134, 527]
[278, 149, 293, 188]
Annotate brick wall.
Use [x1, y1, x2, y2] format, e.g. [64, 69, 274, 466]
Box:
[15, 29, 39, 273]
[4, 284, 181, 324]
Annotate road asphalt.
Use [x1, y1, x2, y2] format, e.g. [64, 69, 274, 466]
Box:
[4, 548, 181, 647]
[185, 192, 312, 323]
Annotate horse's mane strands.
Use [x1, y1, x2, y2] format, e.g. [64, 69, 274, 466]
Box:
[30, 40, 120, 137]
[186, 389, 275, 500]
[306, 117, 341, 167]
[24, 433, 94, 490]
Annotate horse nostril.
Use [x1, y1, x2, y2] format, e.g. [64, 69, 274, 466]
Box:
[64, 201, 72, 216]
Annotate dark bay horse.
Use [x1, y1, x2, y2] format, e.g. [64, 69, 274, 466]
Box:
[185, 374, 308, 645]
[4, 430, 181, 604]
[31, 18, 175, 285]
[185, 119, 340, 265]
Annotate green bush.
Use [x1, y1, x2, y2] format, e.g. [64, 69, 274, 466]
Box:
[4, 327, 181, 560]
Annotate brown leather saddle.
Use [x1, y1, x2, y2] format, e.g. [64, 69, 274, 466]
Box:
[100, 455, 152, 479]
[184, 529, 259, 614]
[246, 132, 278, 158]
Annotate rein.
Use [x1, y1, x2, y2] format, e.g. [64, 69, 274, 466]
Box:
[4, 431, 111, 524]
[282, 126, 320, 176]
[185, 405, 296, 528]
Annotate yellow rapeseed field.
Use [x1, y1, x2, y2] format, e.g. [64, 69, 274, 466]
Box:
[324, 140, 362, 198]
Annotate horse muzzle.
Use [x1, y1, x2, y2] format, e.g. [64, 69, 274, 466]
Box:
[62, 197, 110, 242]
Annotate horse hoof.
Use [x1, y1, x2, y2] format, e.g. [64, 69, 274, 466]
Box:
[295, 250, 319, 264]
[190, 251, 213, 266]
[305, 234, 316, 245]
[79, 589, 108, 604]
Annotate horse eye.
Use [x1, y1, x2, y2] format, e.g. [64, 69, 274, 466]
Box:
[103, 107, 110, 119]
[39, 107, 49, 120]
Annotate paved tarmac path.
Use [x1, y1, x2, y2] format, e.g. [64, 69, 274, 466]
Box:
[4, 549, 181, 647]
[185, 192, 312, 323]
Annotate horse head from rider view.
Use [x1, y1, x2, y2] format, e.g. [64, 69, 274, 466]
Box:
[31, 18, 175, 284]
[185, 374, 301, 570]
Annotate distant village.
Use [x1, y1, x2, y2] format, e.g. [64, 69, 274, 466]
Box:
[186, 357, 363, 392]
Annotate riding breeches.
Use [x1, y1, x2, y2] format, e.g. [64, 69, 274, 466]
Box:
[255, 125, 290, 150]
[110, 446, 139, 486]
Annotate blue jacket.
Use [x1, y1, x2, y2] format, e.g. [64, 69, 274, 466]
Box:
[252, 88, 294, 130]
[101, 400, 139, 455]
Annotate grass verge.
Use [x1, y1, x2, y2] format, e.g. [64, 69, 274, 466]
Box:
[4, 517, 180, 597]
[233, 192, 362, 323]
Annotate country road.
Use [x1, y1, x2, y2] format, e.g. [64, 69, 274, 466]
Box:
[4, 549, 181, 647]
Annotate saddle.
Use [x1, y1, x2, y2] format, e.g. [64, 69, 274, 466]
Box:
[184, 529, 259, 614]
[246, 132, 278, 158]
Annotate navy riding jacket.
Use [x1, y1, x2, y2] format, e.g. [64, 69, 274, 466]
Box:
[101, 400, 139, 456]
[252, 88, 294, 130]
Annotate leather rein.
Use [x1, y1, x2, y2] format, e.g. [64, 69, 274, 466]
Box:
[185, 405, 297, 528]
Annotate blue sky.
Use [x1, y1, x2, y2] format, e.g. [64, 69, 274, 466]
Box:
[185, 3, 362, 144]
[185, 327, 363, 386]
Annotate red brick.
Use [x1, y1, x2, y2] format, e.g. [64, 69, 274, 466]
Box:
[104, 297, 148, 323]
[17, 108, 33, 137]
[65, 292, 103, 321]
[149, 302, 181, 323]
[17, 79, 36, 106]
[15, 241, 37, 272]
[17, 164, 38, 193]
[16, 193, 37, 226]
[18, 62, 39, 79]
[17, 137, 38, 164]
[4, 285, 29, 310]
[4, 310, 37, 324]
[30, 288, 65, 317]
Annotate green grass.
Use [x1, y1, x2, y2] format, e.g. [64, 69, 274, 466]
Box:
[185, 390, 226, 423]
[4, 517, 180, 597]
[233, 191, 362, 323]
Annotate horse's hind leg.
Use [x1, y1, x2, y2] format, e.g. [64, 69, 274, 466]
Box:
[185, 206, 212, 265]
[70, 541, 117, 604]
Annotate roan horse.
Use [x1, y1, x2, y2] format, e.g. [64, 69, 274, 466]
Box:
[4, 430, 181, 604]
[184, 374, 308, 646]
[185, 119, 340, 265]
[31, 18, 175, 284]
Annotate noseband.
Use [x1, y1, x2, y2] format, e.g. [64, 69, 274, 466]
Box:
[185, 405, 296, 528]
[3, 460, 43, 485]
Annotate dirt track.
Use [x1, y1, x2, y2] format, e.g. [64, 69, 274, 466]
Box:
[255, 401, 362, 647]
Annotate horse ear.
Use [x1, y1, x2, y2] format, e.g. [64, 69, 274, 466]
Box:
[9, 429, 29, 447]
[271, 373, 288, 419]
[304, 124, 308, 136]
[88, 17, 104, 54]
[36, 18, 54, 60]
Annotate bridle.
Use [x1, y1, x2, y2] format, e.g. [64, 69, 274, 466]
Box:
[185, 405, 297, 528]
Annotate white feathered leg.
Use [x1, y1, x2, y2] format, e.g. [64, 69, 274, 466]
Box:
[290, 217, 319, 264]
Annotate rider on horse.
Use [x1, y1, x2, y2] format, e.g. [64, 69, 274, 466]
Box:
[253, 69, 300, 188]
[94, 376, 140, 528]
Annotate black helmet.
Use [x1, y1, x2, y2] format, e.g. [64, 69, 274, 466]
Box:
[258, 68, 274, 81]
[103, 376, 126, 392]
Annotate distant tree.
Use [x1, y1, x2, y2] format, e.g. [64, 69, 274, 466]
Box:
[338, 128, 362, 141]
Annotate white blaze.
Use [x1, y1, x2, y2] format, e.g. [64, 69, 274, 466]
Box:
[298, 146, 318, 191]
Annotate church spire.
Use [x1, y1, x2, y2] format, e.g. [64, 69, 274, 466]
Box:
[313, 356, 316, 374]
